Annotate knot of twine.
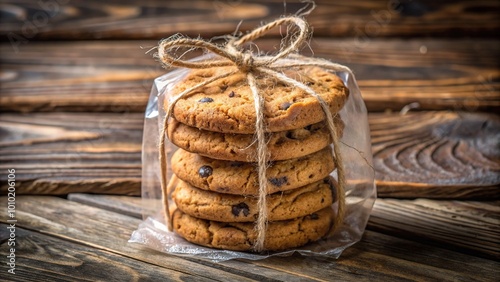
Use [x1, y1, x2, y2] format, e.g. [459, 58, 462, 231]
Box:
[158, 16, 351, 252]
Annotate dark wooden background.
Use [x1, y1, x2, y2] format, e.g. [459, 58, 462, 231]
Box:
[0, 0, 499, 280]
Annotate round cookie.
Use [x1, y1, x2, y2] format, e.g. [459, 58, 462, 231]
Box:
[172, 178, 335, 222]
[168, 66, 349, 134]
[171, 147, 335, 195]
[168, 119, 344, 161]
[170, 206, 334, 251]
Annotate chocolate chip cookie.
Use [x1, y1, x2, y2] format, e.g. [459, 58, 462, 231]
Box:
[171, 206, 334, 251]
[168, 119, 343, 161]
[171, 147, 335, 195]
[168, 66, 349, 134]
[172, 178, 335, 222]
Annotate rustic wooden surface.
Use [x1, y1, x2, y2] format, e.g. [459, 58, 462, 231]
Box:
[1, 0, 499, 280]
[1, 111, 498, 198]
[1, 39, 499, 113]
[371, 111, 500, 198]
[0, 224, 210, 281]
[67, 193, 500, 260]
[0, 112, 142, 195]
[1, 196, 499, 281]
[1, 0, 499, 40]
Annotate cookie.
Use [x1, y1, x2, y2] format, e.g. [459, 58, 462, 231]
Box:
[171, 147, 335, 195]
[172, 178, 335, 222]
[171, 206, 334, 251]
[168, 119, 344, 161]
[168, 66, 349, 134]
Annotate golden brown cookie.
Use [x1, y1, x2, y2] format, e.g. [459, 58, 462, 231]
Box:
[171, 147, 335, 195]
[171, 206, 334, 251]
[168, 66, 349, 134]
[172, 178, 335, 222]
[168, 119, 344, 161]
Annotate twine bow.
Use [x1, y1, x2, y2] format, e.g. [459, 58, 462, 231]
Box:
[158, 16, 350, 252]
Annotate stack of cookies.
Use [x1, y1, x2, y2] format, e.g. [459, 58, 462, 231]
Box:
[165, 66, 349, 251]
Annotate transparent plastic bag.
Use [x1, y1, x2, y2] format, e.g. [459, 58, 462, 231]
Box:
[129, 54, 377, 261]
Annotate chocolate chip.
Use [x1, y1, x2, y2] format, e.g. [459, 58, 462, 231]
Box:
[198, 165, 213, 178]
[304, 123, 322, 132]
[280, 102, 292, 110]
[324, 177, 334, 187]
[230, 161, 244, 167]
[228, 91, 235, 98]
[220, 85, 228, 92]
[198, 97, 214, 103]
[269, 176, 288, 187]
[232, 203, 250, 217]
[309, 213, 319, 220]
[324, 178, 337, 201]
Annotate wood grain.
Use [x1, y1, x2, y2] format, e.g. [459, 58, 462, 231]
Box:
[370, 111, 500, 198]
[1, 39, 498, 113]
[67, 193, 500, 259]
[251, 231, 499, 282]
[67, 193, 146, 218]
[0, 112, 143, 195]
[0, 41, 158, 113]
[1, 196, 499, 281]
[0, 224, 216, 281]
[312, 39, 500, 112]
[0, 1, 497, 280]
[0, 196, 266, 282]
[1, 0, 498, 41]
[369, 198, 500, 260]
[1, 111, 498, 197]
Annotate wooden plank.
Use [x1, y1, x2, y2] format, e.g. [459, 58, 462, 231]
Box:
[1, 0, 498, 41]
[370, 111, 500, 198]
[1, 196, 499, 281]
[312, 39, 500, 112]
[67, 194, 500, 259]
[67, 193, 145, 218]
[2, 111, 498, 198]
[368, 198, 500, 260]
[247, 229, 500, 282]
[0, 112, 142, 195]
[0, 224, 216, 281]
[0, 197, 272, 282]
[0, 41, 158, 113]
[1, 39, 498, 113]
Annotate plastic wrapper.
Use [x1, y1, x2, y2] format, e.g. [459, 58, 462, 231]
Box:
[129, 56, 376, 261]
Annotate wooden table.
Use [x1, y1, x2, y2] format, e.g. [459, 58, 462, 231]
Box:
[1, 1, 499, 281]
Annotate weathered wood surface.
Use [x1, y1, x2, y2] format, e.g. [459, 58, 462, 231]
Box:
[0, 41, 157, 113]
[67, 193, 500, 259]
[2, 111, 498, 198]
[67, 193, 147, 218]
[1, 0, 499, 41]
[1, 196, 499, 281]
[1, 39, 498, 113]
[369, 199, 500, 260]
[0, 112, 142, 195]
[1, 1, 498, 280]
[0, 197, 267, 282]
[371, 111, 500, 198]
[0, 224, 217, 282]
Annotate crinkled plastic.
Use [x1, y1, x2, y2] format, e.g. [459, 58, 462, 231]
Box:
[129, 55, 376, 261]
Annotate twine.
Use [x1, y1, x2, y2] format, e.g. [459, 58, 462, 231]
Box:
[157, 16, 351, 252]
